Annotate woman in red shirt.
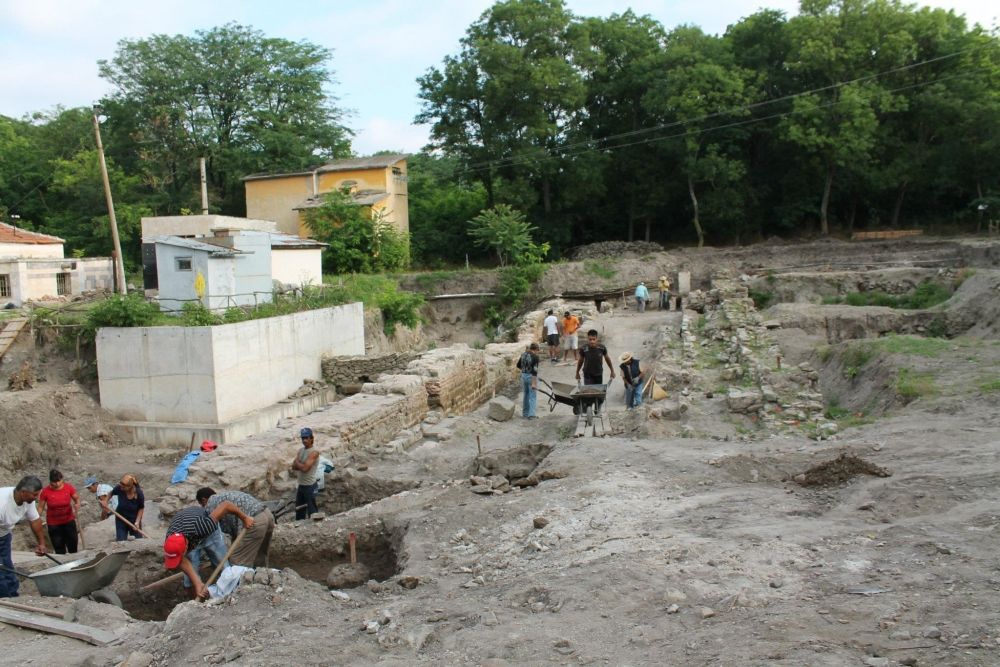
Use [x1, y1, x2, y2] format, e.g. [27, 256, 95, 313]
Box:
[37, 469, 81, 554]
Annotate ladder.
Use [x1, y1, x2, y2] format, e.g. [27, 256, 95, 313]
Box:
[0, 317, 28, 360]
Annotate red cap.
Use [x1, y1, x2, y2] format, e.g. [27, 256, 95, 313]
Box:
[163, 533, 188, 569]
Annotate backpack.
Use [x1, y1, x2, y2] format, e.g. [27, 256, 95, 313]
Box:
[517, 351, 534, 371]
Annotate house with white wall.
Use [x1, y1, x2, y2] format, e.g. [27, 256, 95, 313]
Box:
[0, 221, 114, 306]
[141, 214, 325, 292]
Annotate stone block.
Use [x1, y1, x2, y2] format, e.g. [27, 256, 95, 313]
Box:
[488, 396, 515, 421]
[727, 388, 764, 414]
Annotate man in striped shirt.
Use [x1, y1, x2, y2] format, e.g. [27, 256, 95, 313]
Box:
[196, 488, 275, 567]
[163, 500, 254, 599]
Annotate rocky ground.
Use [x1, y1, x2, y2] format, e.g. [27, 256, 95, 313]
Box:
[0, 239, 999, 666]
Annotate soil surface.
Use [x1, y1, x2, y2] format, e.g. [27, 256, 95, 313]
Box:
[1, 238, 999, 666]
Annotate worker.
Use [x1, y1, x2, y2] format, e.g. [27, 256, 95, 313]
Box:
[36, 469, 81, 554]
[83, 476, 116, 520]
[658, 275, 672, 310]
[0, 476, 48, 598]
[196, 488, 274, 567]
[290, 427, 320, 519]
[619, 352, 645, 409]
[102, 474, 144, 541]
[634, 282, 649, 312]
[163, 501, 254, 600]
[561, 311, 581, 362]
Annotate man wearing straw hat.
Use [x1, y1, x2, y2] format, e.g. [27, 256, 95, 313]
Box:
[619, 352, 644, 409]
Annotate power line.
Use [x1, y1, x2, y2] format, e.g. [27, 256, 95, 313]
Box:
[445, 47, 981, 175]
[452, 69, 982, 175]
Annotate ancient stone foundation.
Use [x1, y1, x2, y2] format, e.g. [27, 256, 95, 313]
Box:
[321, 352, 416, 388]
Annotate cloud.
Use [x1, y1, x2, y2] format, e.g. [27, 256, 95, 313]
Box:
[352, 117, 429, 155]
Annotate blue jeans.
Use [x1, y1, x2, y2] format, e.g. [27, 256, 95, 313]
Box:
[183, 526, 228, 588]
[0, 533, 18, 598]
[521, 372, 537, 417]
[625, 382, 643, 409]
[115, 517, 142, 541]
[295, 482, 318, 520]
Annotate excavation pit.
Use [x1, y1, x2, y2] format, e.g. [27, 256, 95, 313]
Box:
[317, 473, 421, 516]
[267, 522, 406, 589]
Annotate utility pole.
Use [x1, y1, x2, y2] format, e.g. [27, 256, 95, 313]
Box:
[92, 105, 127, 295]
[200, 157, 209, 214]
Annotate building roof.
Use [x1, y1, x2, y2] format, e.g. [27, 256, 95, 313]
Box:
[149, 236, 250, 257]
[292, 189, 390, 211]
[270, 233, 328, 250]
[242, 154, 409, 182]
[0, 221, 64, 245]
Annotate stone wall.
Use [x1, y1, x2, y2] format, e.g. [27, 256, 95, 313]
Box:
[321, 352, 415, 388]
[404, 343, 520, 416]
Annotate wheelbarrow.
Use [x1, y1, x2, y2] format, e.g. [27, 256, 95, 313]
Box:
[538, 378, 611, 436]
[27, 551, 129, 607]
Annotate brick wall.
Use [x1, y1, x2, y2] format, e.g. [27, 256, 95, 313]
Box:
[321, 351, 415, 387]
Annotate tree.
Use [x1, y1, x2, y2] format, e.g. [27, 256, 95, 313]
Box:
[98, 23, 351, 215]
[416, 0, 585, 237]
[407, 153, 488, 267]
[644, 27, 756, 247]
[467, 204, 548, 266]
[305, 190, 409, 274]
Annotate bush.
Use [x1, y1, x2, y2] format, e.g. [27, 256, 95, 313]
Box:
[180, 301, 221, 326]
[83, 294, 160, 339]
[748, 289, 774, 310]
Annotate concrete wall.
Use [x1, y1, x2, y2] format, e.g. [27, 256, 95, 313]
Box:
[0, 242, 64, 259]
[272, 248, 323, 287]
[231, 232, 273, 301]
[155, 244, 212, 312]
[141, 215, 277, 238]
[96, 302, 365, 425]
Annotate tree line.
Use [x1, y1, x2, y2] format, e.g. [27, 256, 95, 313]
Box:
[412, 0, 1000, 264]
[1, 3, 998, 274]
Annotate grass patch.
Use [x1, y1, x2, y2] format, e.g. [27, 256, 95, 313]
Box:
[841, 342, 876, 379]
[824, 400, 874, 428]
[413, 270, 458, 290]
[825, 281, 954, 310]
[979, 378, 1000, 393]
[583, 260, 616, 280]
[871, 334, 950, 357]
[895, 368, 936, 399]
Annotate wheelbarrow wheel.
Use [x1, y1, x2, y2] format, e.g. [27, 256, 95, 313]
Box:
[88, 587, 123, 608]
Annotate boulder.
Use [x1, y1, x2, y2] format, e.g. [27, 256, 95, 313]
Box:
[727, 388, 764, 414]
[327, 562, 370, 589]
[487, 396, 515, 422]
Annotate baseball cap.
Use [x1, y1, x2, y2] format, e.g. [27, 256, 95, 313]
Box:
[300, 427, 314, 438]
[83, 476, 98, 487]
[163, 533, 188, 569]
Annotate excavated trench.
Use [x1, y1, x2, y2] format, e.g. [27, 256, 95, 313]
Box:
[267, 521, 407, 589]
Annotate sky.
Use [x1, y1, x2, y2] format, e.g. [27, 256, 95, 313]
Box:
[1, 0, 996, 155]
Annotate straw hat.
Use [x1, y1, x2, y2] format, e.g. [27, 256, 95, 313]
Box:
[660, 275, 667, 281]
[620, 351, 633, 363]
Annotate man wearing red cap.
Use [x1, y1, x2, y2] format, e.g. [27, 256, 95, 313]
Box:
[163, 501, 254, 599]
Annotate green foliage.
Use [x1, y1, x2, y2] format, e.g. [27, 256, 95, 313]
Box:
[467, 205, 549, 267]
[83, 294, 160, 339]
[895, 368, 935, 399]
[827, 282, 955, 310]
[841, 342, 875, 379]
[979, 378, 1000, 393]
[584, 261, 616, 280]
[498, 263, 546, 307]
[323, 274, 424, 336]
[748, 289, 774, 310]
[180, 302, 221, 326]
[223, 307, 249, 324]
[98, 23, 350, 214]
[871, 334, 950, 357]
[306, 190, 410, 274]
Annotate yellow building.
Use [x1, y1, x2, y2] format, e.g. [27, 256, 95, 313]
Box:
[243, 154, 409, 238]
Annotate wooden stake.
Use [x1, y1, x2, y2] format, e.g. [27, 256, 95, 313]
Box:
[476, 435, 482, 456]
[349, 532, 357, 564]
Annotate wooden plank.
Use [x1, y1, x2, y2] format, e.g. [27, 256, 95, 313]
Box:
[0, 607, 118, 646]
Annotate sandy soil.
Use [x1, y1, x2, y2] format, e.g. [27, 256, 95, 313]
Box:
[0, 240, 999, 666]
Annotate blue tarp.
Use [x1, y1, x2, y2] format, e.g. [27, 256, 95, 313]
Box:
[170, 451, 201, 484]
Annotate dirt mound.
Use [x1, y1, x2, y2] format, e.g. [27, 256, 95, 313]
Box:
[568, 240, 663, 260]
[940, 269, 1000, 338]
[0, 381, 124, 473]
[794, 453, 890, 487]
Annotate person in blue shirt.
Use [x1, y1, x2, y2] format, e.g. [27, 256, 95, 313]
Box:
[634, 282, 649, 312]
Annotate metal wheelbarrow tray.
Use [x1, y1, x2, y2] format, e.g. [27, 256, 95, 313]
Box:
[30, 551, 129, 599]
[539, 379, 610, 436]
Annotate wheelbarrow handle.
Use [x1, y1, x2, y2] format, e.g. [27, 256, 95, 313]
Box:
[43, 553, 62, 566]
[0, 563, 33, 579]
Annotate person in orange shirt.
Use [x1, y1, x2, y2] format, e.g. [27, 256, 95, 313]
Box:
[561, 311, 581, 362]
